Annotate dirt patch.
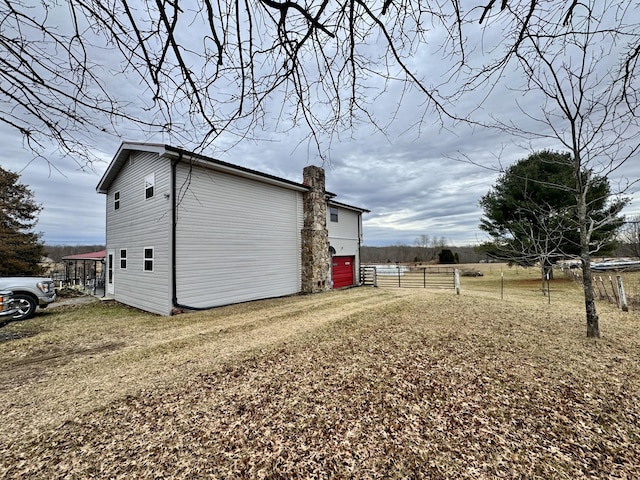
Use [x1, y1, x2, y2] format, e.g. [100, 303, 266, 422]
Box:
[0, 330, 35, 343]
[0, 342, 125, 391]
[55, 286, 90, 298]
[48, 295, 101, 309]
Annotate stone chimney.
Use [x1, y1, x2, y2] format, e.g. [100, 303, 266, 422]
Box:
[301, 166, 330, 293]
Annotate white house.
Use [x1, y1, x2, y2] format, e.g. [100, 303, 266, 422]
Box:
[96, 142, 368, 315]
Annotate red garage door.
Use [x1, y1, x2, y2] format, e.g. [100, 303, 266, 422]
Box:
[332, 256, 355, 288]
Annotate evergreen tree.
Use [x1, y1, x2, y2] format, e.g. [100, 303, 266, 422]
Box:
[479, 151, 626, 283]
[438, 249, 457, 264]
[0, 166, 46, 276]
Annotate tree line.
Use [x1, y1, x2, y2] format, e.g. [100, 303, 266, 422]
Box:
[361, 245, 485, 265]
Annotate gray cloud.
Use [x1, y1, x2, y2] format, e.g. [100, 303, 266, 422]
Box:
[5, 92, 638, 248]
[2, 4, 639, 248]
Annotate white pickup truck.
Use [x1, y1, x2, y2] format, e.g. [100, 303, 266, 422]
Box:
[0, 290, 17, 319]
[0, 278, 56, 320]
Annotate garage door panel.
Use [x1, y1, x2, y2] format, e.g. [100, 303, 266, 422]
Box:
[332, 256, 354, 288]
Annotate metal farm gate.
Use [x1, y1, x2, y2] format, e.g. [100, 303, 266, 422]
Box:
[360, 264, 460, 293]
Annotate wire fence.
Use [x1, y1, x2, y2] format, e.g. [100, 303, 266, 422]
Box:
[562, 268, 639, 311]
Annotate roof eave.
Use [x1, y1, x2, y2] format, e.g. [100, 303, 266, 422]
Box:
[97, 142, 310, 194]
[96, 142, 168, 194]
[329, 199, 370, 214]
[164, 146, 309, 192]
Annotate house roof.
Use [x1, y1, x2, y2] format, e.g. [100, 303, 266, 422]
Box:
[329, 199, 370, 214]
[62, 250, 106, 261]
[97, 142, 310, 194]
[96, 142, 369, 214]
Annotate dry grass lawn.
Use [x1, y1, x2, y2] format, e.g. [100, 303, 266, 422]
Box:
[1, 265, 639, 478]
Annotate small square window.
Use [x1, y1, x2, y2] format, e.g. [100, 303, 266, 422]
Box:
[114, 191, 120, 210]
[143, 247, 154, 272]
[145, 173, 155, 199]
[120, 249, 127, 269]
[330, 207, 338, 222]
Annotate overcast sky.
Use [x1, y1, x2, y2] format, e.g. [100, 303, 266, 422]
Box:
[2, 3, 639, 248]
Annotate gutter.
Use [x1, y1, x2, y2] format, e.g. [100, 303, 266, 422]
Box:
[358, 213, 363, 285]
[171, 153, 210, 312]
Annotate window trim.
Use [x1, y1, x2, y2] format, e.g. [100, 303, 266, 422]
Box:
[330, 207, 339, 222]
[144, 173, 155, 200]
[143, 247, 154, 272]
[119, 249, 127, 269]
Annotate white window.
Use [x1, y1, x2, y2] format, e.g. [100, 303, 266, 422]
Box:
[330, 207, 339, 222]
[144, 173, 155, 199]
[143, 247, 154, 272]
[114, 191, 120, 210]
[120, 249, 127, 269]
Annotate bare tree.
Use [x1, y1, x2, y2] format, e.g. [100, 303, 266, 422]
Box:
[414, 234, 449, 263]
[1, 0, 461, 168]
[618, 215, 640, 258]
[458, 1, 640, 338]
[7, 2, 635, 168]
[482, 199, 575, 292]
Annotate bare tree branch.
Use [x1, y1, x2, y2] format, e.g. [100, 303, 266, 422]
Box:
[1, 1, 637, 173]
[465, 0, 639, 337]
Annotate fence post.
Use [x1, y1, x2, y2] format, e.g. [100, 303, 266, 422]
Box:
[597, 276, 608, 301]
[454, 269, 460, 295]
[609, 276, 619, 305]
[546, 272, 551, 304]
[616, 275, 629, 312]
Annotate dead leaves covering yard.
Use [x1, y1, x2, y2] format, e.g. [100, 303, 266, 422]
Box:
[2, 288, 640, 479]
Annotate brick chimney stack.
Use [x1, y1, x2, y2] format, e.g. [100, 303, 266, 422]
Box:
[301, 166, 330, 293]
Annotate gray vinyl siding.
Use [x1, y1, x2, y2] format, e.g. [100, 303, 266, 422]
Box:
[174, 162, 303, 309]
[328, 206, 363, 272]
[105, 151, 172, 315]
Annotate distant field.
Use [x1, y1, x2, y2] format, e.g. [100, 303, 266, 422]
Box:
[366, 262, 579, 297]
[369, 262, 640, 309]
[1, 267, 639, 478]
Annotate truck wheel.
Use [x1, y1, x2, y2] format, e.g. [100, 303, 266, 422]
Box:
[12, 294, 37, 321]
